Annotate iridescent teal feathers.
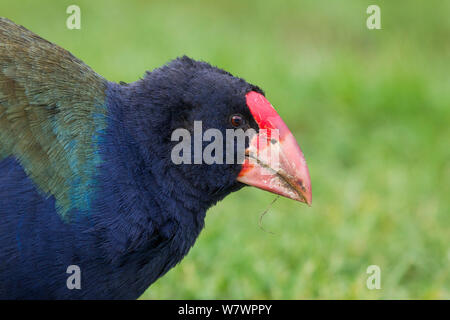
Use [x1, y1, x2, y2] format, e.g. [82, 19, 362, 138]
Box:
[0, 18, 108, 217]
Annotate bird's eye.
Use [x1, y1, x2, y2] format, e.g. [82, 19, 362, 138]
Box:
[230, 114, 245, 128]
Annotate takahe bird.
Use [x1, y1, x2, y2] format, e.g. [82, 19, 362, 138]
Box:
[0, 18, 311, 299]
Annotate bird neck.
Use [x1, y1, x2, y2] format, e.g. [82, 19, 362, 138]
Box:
[97, 81, 218, 258]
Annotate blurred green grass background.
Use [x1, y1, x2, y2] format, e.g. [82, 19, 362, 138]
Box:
[1, 0, 448, 299]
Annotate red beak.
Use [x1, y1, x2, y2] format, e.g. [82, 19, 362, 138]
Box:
[237, 91, 312, 205]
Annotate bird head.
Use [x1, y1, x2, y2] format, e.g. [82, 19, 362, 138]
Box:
[125, 56, 311, 206]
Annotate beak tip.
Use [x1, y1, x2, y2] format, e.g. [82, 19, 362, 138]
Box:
[300, 181, 312, 206]
[303, 192, 312, 207]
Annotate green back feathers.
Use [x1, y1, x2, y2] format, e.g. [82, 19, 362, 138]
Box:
[0, 18, 108, 217]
